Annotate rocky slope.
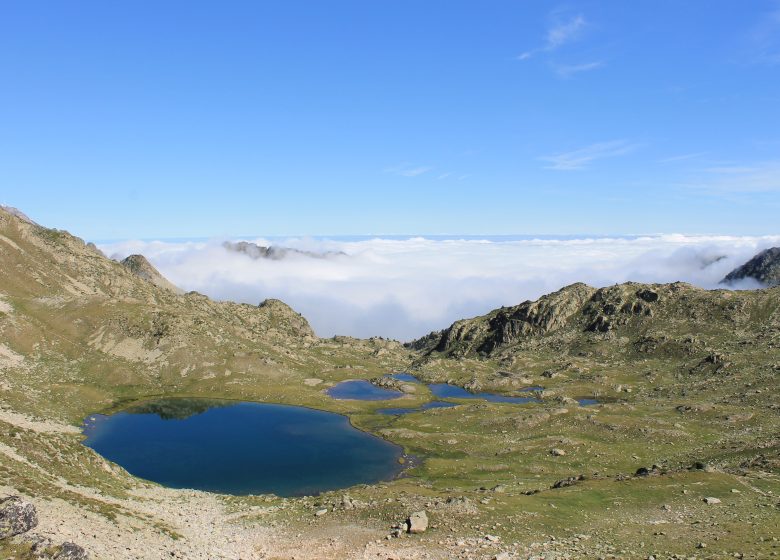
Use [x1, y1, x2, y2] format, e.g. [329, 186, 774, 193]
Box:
[0, 206, 408, 422]
[721, 246, 780, 286]
[409, 280, 780, 364]
[119, 254, 183, 294]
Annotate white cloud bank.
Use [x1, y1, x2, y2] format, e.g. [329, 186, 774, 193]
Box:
[100, 235, 780, 341]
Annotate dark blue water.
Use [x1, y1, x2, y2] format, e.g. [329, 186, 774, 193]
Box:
[326, 380, 403, 400]
[389, 373, 420, 382]
[377, 401, 459, 415]
[428, 383, 539, 404]
[82, 400, 404, 496]
[327, 374, 596, 409]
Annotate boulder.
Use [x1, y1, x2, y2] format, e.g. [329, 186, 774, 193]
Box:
[53, 542, 89, 560]
[0, 496, 38, 539]
[407, 510, 428, 534]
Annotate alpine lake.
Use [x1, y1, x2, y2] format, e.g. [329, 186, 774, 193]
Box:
[82, 375, 598, 496]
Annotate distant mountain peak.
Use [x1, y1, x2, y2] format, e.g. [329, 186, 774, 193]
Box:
[223, 240, 346, 260]
[721, 247, 780, 287]
[0, 205, 37, 225]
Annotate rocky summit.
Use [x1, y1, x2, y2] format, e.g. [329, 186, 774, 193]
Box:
[721, 246, 780, 287]
[1, 205, 779, 559]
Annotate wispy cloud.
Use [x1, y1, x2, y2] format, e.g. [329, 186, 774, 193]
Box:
[658, 152, 708, 164]
[686, 161, 780, 193]
[518, 13, 588, 60]
[540, 140, 637, 171]
[553, 60, 603, 78]
[547, 14, 587, 49]
[384, 163, 433, 177]
[746, 7, 780, 65]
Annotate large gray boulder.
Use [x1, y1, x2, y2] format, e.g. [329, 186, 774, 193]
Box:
[0, 496, 38, 539]
[53, 542, 90, 560]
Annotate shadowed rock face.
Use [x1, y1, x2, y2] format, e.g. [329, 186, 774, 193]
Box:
[721, 247, 780, 287]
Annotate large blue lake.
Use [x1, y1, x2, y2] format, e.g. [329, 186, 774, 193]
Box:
[82, 399, 404, 497]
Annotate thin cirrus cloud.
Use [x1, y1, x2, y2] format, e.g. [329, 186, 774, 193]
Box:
[686, 161, 780, 194]
[540, 140, 637, 171]
[518, 13, 587, 59]
[553, 60, 604, 78]
[517, 11, 604, 78]
[658, 152, 708, 164]
[746, 7, 780, 65]
[384, 163, 433, 177]
[99, 234, 780, 341]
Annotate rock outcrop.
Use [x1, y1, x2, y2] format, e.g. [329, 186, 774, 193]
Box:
[721, 247, 780, 287]
[120, 254, 183, 294]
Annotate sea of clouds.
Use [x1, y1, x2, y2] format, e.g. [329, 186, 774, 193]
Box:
[99, 234, 780, 341]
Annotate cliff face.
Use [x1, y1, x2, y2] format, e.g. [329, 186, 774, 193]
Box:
[721, 247, 780, 287]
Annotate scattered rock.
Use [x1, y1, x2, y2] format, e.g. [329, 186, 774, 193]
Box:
[407, 511, 428, 534]
[550, 448, 566, 456]
[0, 496, 38, 539]
[703, 497, 721, 505]
[552, 475, 585, 489]
[314, 508, 328, 516]
[693, 461, 717, 472]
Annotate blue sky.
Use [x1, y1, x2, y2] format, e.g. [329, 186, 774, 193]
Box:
[1, 1, 779, 240]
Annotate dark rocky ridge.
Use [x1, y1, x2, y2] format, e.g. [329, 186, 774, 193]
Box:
[223, 240, 346, 260]
[721, 247, 780, 287]
[408, 280, 780, 361]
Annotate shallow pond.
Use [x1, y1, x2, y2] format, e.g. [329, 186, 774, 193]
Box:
[427, 383, 540, 404]
[325, 379, 403, 400]
[82, 399, 404, 496]
[332, 374, 599, 412]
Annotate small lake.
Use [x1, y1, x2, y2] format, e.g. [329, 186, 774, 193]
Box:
[82, 399, 404, 496]
[328, 374, 598, 412]
[326, 380, 403, 400]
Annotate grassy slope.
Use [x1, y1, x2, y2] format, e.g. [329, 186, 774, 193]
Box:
[1, 207, 779, 559]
